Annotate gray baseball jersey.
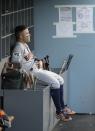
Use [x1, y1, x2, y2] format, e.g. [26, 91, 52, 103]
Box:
[11, 42, 37, 71]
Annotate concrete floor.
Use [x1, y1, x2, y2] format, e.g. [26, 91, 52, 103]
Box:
[52, 114, 95, 131]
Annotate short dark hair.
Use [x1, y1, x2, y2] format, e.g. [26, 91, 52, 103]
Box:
[15, 25, 27, 40]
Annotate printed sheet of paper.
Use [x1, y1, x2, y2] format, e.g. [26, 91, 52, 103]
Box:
[76, 7, 93, 32]
[59, 7, 72, 22]
[56, 22, 73, 37]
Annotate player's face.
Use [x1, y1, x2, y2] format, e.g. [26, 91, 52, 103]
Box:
[20, 28, 31, 43]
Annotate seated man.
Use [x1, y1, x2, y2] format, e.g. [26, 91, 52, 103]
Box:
[11, 25, 75, 121]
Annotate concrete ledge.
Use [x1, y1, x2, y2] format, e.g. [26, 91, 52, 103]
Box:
[3, 86, 58, 131]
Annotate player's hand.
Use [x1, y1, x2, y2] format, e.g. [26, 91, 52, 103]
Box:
[24, 52, 34, 60]
[36, 60, 43, 69]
